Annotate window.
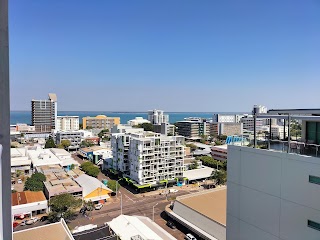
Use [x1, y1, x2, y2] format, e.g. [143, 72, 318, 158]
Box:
[308, 220, 320, 231]
[309, 175, 320, 185]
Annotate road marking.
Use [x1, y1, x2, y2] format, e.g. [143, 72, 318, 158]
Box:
[124, 193, 135, 203]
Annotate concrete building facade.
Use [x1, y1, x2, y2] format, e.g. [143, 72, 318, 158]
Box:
[176, 119, 210, 139]
[147, 109, 169, 124]
[82, 115, 120, 130]
[31, 93, 57, 132]
[56, 116, 79, 131]
[213, 114, 245, 123]
[227, 145, 320, 240]
[211, 122, 243, 136]
[111, 131, 185, 186]
[55, 131, 82, 149]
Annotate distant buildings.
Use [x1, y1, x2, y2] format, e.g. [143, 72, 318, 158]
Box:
[175, 118, 210, 139]
[166, 187, 226, 240]
[127, 117, 150, 126]
[82, 115, 120, 130]
[147, 109, 169, 124]
[153, 123, 175, 136]
[56, 116, 79, 131]
[241, 116, 263, 132]
[211, 145, 228, 161]
[210, 122, 243, 136]
[111, 130, 185, 187]
[213, 114, 244, 123]
[55, 131, 82, 150]
[31, 93, 57, 132]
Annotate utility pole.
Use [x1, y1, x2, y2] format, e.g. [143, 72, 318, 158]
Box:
[0, 0, 12, 238]
[153, 203, 159, 222]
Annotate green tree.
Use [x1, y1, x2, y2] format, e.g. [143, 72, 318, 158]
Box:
[24, 173, 46, 191]
[80, 140, 94, 148]
[107, 179, 120, 192]
[98, 129, 109, 138]
[214, 140, 223, 146]
[218, 135, 228, 141]
[45, 137, 56, 148]
[79, 123, 83, 129]
[80, 162, 100, 178]
[186, 143, 197, 151]
[189, 160, 199, 170]
[211, 169, 227, 186]
[134, 123, 154, 131]
[60, 140, 71, 149]
[48, 193, 82, 223]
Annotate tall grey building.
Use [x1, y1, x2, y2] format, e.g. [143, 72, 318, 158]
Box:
[31, 93, 57, 132]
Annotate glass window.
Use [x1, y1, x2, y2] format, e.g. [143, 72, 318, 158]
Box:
[309, 175, 320, 185]
[308, 220, 320, 231]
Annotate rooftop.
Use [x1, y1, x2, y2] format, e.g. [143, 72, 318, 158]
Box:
[183, 166, 213, 181]
[74, 174, 112, 197]
[12, 191, 46, 206]
[107, 215, 176, 240]
[13, 219, 74, 240]
[176, 187, 226, 226]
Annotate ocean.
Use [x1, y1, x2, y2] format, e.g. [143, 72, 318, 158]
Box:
[11, 111, 221, 125]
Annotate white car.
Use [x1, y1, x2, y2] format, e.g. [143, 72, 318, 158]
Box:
[95, 203, 103, 210]
[26, 217, 38, 225]
[185, 233, 197, 240]
[169, 189, 179, 193]
[17, 179, 22, 184]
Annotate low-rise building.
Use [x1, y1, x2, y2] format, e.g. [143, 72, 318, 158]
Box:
[211, 145, 228, 161]
[127, 117, 150, 126]
[270, 125, 289, 139]
[83, 115, 120, 130]
[153, 123, 175, 136]
[78, 146, 112, 165]
[13, 218, 75, 240]
[56, 116, 79, 131]
[55, 131, 82, 150]
[74, 174, 112, 203]
[108, 215, 176, 240]
[166, 187, 226, 240]
[213, 114, 245, 123]
[241, 116, 264, 131]
[36, 165, 82, 199]
[11, 148, 31, 174]
[12, 191, 47, 218]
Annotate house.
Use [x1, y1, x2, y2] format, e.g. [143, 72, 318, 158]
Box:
[12, 191, 48, 218]
[74, 174, 112, 203]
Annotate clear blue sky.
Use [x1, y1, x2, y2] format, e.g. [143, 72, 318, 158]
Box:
[9, 0, 320, 112]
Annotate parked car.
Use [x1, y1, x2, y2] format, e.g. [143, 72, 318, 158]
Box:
[95, 203, 103, 210]
[79, 206, 87, 214]
[14, 214, 25, 220]
[17, 179, 22, 184]
[40, 216, 48, 222]
[169, 189, 179, 193]
[185, 233, 197, 240]
[12, 222, 19, 228]
[26, 217, 38, 225]
[20, 220, 27, 226]
[166, 221, 176, 229]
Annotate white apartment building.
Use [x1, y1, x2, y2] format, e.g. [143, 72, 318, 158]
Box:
[213, 114, 245, 123]
[127, 117, 150, 126]
[111, 131, 185, 186]
[271, 125, 289, 139]
[148, 109, 169, 124]
[227, 145, 320, 240]
[56, 116, 79, 131]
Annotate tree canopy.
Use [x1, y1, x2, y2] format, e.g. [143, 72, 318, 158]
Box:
[45, 137, 56, 148]
[211, 169, 227, 186]
[107, 179, 120, 192]
[48, 193, 82, 222]
[24, 173, 46, 191]
[80, 162, 100, 178]
[58, 140, 71, 149]
[133, 123, 154, 131]
[186, 143, 197, 151]
[80, 140, 94, 148]
[189, 160, 199, 170]
[196, 156, 225, 170]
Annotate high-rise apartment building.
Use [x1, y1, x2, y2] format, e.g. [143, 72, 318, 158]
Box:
[111, 130, 185, 186]
[56, 116, 79, 131]
[82, 115, 120, 130]
[31, 93, 57, 132]
[147, 109, 169, 124]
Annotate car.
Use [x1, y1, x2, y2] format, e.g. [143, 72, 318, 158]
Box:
[169, 189, 179, 193]
[26, 217, 38, 225]
[40, 216, 48, 222]
[166, 221, 176, 229]
[17, 179, 22, 184]
[20, 220, 27, 226]
[95, 203, 103, 210]
[12, 222, 19, 228]
[185, 233, 197, 240]
[79, 206, 87, 214]
[14, 214, 25, 220]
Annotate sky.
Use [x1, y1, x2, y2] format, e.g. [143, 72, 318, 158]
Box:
[9, 0, 320, 112]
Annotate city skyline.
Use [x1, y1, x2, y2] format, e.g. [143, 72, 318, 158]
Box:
[10, 1, 320, 111]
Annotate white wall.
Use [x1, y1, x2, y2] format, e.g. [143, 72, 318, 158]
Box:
[12, 200, 48, 216]
[227, 146, 320, 240]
